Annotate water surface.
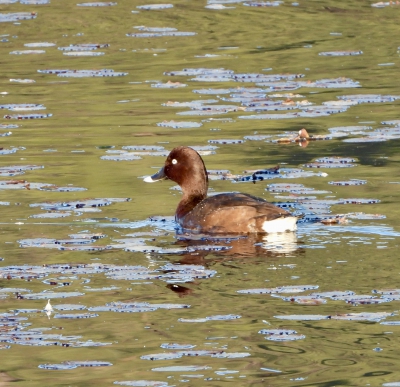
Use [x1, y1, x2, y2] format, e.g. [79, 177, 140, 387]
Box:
[1, 0, 400, 386]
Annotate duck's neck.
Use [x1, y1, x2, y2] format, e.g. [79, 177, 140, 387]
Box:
[176, 181, 208, 219]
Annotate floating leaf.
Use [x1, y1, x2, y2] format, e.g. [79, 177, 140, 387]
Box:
[328, 180, 366, 186]
[319, 50, 363, 56]
[136, 4, 173, 9]
[77, 1, 116, 5]
[0, 12, 37, 22]
[157, 121, 202, 128]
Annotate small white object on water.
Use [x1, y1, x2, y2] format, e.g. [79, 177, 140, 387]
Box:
[45, 299, 53, 312]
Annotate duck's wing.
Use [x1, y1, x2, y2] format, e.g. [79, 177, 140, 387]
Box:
[180, 193, 294, 233]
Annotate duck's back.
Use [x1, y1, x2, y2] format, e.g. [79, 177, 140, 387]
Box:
[178, 193, 297, 234]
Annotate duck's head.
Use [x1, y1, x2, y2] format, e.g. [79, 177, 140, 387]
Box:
[144, 146, 208, 193]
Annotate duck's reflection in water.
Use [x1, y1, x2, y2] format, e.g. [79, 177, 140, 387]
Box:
[165, 232, 303, 297]
[173, 231, 303, 264]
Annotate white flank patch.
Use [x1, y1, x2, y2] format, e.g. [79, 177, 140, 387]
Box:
[143, 176, 156, 183]
[262, 217, 297, 233]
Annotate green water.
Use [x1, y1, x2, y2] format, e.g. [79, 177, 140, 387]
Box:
[1, 0, 400, 385]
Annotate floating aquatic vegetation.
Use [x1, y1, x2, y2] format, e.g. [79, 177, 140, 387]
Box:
[101, 151, 142, 161]
[77, 1, 116, 5]
[30, 198, 129, 210]
[382, 120, 400, 126]
[330, 312, 394, 321]
[179, 314, 240, 322]
[58, 43, 109, 51]
[38, 364, 79, 370]
[54, 313, 98, 319]
[345, 213, 386, 220]
[4, 113, 52, 119]
[315, 157, 357, 164]
[177, 109, 226, 116]
[0, 103, 46, 111]
[151, 81, 187, 88]
[319, 50, 363, 56]
[342, 127, 400, 142]
[243, 1, 283, 6]
[338, 198, 380, 204]
[258, 329, 297, 335]
[151, 365, 211, 372]
[121, 145, 166, 153]
[25, 42, 55, 47]
[266, 183, 330, 195]
[22, 292, 85, 299]
[10, 78, 36, 83]
[274, 312, 391, 321]
[59, 245, 109, 251]
[114, 382, 172, 386]
[309, 291, 355, 298]
[164, 67, 234, 77]
[237, 285, 318, 294]
[0, 123, 18, 128]
[193, 88, 232, 94]
[141, 350, 250, 360]
[63, 51, 105, 56]
[266, 334, 306, 341]
[328, 180, 367, 186]
[30, 212, 72, 218]
[373, 289, 400, 295]
[39, 361, 112, 370]
[10, 50, 45, 54]
[127, 27, 196, 38]
[38, 185, 87, 192]
[322, 100, 359, 108]
[239, 111, 328, 120]
[208, 139, 245, 144]
[38, 69, 127, 77]
[205, 3, 235, 8]
[157, 121, 202, 128]
[162, 99, 219, 107]
[304, 156, 357, 168]
[223, 166, 280, 183]
[337, 94, 400, 103]
[0, 148, 20, 156]
[273, 314, 330, 321]
[54, 304, 87, 310]
[85, 286, 120, 291]
[136, 4, 173, 10]
[160, 343, 196, 349]
[0, 180, 55, 190]
[0, 12, 37, 22]
[0, 164, 43, 176]
[244, 134, 272, 140]
[345, 298, 389, 306]
[278, 295, 327, 305]
[88, 301, 188, 313]
[20, 0, 49, 3]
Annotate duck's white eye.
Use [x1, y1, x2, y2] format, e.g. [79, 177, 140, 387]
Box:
[172, 159, 178, 164]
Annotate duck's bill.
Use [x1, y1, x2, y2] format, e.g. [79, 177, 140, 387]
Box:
[143, 167, 167, 183]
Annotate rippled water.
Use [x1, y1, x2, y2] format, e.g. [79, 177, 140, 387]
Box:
[1, 0, 400, 386]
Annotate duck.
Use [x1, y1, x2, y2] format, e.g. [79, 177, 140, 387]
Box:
[144, 146, 298, 234]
